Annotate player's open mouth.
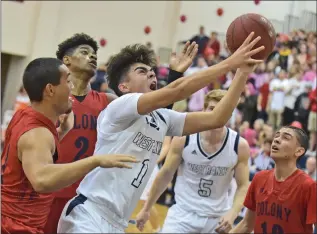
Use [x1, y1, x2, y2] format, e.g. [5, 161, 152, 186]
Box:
[271, 145, 279, 152]
[89, 60, 97, 68]
[149, 82, 157, 91]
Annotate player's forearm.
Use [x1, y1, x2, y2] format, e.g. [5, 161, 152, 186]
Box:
[183, 70, 248, 135]
[230, 184, 249, 218]
[229, 219, 252, 233]
[32, 156, 99, 193]
[143, 170, 174, 212]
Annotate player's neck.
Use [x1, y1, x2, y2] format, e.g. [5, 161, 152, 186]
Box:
[70, 73, 91, 96]
[274, 161, 298, 182]
[202, 127, 226, 145]
[30, 102, 59, 124]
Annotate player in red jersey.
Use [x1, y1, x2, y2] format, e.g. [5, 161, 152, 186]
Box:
[44, 33, 198, 233]
[229, 126, 316, 234]
[1, 58, 137, 234]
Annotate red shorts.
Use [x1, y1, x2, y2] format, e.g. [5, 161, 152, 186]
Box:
[44, 197, 70, 234]
[1, 215, 42, 234]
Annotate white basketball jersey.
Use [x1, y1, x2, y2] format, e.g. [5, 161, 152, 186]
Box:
[174, 128, 239, 217]
[77, 93, 186, 228]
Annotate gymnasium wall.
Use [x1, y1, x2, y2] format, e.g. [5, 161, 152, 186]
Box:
[1, 1, 316, 114]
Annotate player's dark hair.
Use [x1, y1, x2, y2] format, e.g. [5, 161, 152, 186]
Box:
[107, 44, 156, 96]
[56, 33, 98, 60]
[282, 126, 309, 157]
[23, 58, 63, 102]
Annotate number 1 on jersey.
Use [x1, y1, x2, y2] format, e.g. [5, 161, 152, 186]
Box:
[131, 159, 149, 188]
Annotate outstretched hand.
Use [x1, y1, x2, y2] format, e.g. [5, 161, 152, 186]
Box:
[169, 41, 198, 73]
[228, 32, 265, 70]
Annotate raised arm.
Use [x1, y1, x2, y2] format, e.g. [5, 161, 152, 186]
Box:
[136, 136, 185, 231]
[215, 138, 250, 233]
[19, 127, 137, 193]
[137, 33, 264, 115]
[181, 65, 254, 135]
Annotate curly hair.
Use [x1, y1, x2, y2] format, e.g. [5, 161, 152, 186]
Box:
[56, 33, 98, 60]
[107, 44, 156, 96]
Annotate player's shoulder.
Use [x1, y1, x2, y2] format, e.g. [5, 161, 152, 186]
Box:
[18, 127, 55, 150]
[297, 170, 316, 187]
[253, 169, 273, 180]
[88, 90, 109, 103]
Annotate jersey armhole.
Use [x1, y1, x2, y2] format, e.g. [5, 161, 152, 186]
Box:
[234, 133, 240, 155]
[184, 135, 190, 148]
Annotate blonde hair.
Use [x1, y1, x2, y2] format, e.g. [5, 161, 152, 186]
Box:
[204, 89, 228, 109]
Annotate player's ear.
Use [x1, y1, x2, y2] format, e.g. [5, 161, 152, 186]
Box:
[294, 146, 305, 158]
[118, 82, 129, 94]
[63, 56, 71, 66]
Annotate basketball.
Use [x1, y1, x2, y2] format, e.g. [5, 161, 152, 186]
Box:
[226, 13, 276, 60]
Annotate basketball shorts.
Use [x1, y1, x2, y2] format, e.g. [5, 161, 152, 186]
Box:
[140, 165, 160, 201]
[161, 204, 221, 233]
[57, 194, 124, 233]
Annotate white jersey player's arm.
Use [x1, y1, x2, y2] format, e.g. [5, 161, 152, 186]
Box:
[137, 34, 263, 115]
[157, 136, 172, 164]
[229, 209, 255, 233]
[182, 68, 250, 135]
[230, 138, 251, 219]
[142, 136, 185, 212]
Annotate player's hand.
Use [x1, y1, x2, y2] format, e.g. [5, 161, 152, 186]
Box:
[228, 32, 265, 69]
[97, 155, 139, 169]
[169, 41, 198, 73]
[58, 110, 74, 135]
[215, 213, 235, 233]
[136, 208, 150, 231]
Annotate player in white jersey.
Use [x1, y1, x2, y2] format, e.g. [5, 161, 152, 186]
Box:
[58, 33, 264, 233]
[136, 89, 251, 233]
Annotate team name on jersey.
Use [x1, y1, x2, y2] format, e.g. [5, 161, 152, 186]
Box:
[73, 114, 97, 130]
[133, 132, 162, 155]
[257, 201, 291, 222]
[187, 162, 230, 176]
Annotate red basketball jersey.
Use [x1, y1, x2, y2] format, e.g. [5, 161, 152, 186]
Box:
[1, 107, 61, 234]
[244, 169, 316, 234]
[54, 90, 109, 198]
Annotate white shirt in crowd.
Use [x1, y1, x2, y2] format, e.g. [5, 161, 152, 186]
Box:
[269, 78, 289, 111]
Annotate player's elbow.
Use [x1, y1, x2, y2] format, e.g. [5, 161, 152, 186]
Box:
[30, 175, 54, 193]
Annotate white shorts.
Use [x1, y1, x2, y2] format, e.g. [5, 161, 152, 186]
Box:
[140, 165, 160, 201]
[162, 204, 220, 233]
[57, 194, 124, 233]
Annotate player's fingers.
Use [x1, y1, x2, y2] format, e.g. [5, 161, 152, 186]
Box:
[185, 42, 196, 56]
[246, 36, 261, 51]
[115, 163, 133, 169]
[241, 32, 255, 47]
[245, 58, 264, 64]
[246, 45, 265, 57]
[189, 45, 199, 58]
[182, 41, 190, 54]
[116, 156, 139, 163]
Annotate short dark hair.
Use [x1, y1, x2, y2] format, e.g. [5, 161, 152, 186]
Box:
[23, 58, 63, 102]
[56, 33, 98, 60]
[107, 44, 156, 96]
[282, 126, 309, 156]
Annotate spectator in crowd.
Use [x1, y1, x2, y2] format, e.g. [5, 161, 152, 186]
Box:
[283, 66, 304, 125]
[205, 31, 220, 57]
[305, 156, 316, 181]
[249, 139, 274, 178]
[14, 85, 30, 111]
[268, 69, 288, 129]
[294, 83, 312, 132]
[308, 87, 317, 155]
[181, 26, 209, 56]
[240, 83, 258, 126]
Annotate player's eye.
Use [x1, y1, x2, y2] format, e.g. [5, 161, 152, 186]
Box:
[81, 51, 88, 55]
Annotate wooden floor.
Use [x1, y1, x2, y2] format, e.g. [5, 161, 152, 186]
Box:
[125, 201, 169, 233]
